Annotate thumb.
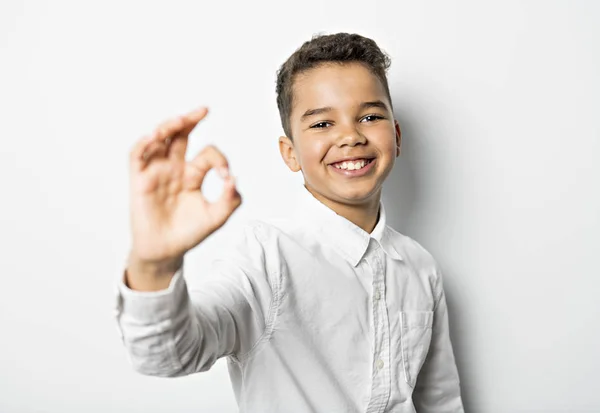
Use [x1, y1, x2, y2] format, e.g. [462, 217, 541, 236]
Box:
[208, 176, 242, 227]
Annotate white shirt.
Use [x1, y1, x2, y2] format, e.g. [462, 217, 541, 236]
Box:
[113, 187, 464, 412]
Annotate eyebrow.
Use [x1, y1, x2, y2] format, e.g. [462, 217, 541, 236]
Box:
[300, 100, 389, 122]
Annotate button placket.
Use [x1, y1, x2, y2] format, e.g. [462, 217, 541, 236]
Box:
[365, 248, 391, 413]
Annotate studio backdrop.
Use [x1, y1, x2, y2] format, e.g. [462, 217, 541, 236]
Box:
[0, 1, 598, 412]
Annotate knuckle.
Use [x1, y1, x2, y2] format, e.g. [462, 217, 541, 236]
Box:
[156, 114, 185, 138]
[211, 146, 227, 161]
[202, 144, 219, 158]
[170, 116, 185, 132]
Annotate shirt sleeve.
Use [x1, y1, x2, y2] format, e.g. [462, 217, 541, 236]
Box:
[412, 271, 465, 412]
[113, 222, 275, 377]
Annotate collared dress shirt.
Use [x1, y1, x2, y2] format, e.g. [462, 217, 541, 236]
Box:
[113, 187, 464, 412]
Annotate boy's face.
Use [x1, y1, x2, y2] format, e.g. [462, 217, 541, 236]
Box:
[279, 62, 401, 208]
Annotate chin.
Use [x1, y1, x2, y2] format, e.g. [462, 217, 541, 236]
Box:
[329, 184, 380, 204]
[305, 175, 382, 205]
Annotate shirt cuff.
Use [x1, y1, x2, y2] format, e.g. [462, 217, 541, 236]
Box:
[114, 267, 186, 322]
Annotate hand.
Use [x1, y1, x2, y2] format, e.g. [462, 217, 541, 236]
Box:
[128, 107, 242, 269]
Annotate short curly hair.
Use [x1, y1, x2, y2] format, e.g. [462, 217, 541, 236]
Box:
[275, 32, 393, 140]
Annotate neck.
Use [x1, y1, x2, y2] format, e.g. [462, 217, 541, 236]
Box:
[305, 185, 381, 233]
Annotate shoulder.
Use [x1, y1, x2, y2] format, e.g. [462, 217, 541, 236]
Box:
[240, 216, 309, 246]
[206, 219, 288, 297]
[224, 217, 305, 276]
[386, 227, 439, 270]
[217, 217, 293, 249]
[385, 226, 445, 295]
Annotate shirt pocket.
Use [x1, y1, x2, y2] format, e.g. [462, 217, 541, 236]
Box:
[400, 310, 434, 388]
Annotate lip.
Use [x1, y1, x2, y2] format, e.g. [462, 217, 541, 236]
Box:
[328, 158, 376, 177]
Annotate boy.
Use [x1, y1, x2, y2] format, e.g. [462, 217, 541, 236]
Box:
[114, 33, 464, 412]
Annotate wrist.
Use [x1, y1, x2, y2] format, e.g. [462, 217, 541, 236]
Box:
[126, 252, 183, 283]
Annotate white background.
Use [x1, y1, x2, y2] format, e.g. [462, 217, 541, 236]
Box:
[1, 1, 598, 412]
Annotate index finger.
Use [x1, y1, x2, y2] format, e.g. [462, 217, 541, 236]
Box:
[152, 106, 209, 143]
[173, 106, 209, 139]
[133, 107, 209, 170]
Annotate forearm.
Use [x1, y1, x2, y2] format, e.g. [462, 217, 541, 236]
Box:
[115, 266, 243, 377]
[115, 268, 192, 376]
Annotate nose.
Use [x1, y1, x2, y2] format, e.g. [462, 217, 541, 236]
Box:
[335, 124, 367, 147]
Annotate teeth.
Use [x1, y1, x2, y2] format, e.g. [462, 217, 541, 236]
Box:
[334, 159, 370, 170]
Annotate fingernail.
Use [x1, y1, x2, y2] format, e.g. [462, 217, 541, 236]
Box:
[228, 176, 236, 187]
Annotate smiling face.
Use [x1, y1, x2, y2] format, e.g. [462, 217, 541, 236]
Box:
[279, 62, 401, 211]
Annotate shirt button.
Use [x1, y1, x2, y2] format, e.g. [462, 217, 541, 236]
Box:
[374, 289, 381, 301]
[376, 359, 384, 370]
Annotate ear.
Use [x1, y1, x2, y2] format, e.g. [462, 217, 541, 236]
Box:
[394, 120, 402, 157]
[278, 135, 301, 172]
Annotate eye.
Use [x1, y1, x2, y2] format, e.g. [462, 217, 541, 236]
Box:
[310, 121, 332, 129]
[361, 114, 384, 123]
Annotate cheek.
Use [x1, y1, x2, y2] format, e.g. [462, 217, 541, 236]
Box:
[298, 139, 329, 168]
[381, 138, 396, 154]
[373, 130, 397, 157]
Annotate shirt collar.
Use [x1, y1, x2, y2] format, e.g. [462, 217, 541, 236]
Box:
[293, 186, 404, 266]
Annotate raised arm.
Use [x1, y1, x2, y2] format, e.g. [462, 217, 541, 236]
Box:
[113, 107, 267, 377]
[114, 223, 274, 377]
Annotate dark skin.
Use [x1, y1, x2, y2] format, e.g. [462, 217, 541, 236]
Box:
[279, 62, 402, 233]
